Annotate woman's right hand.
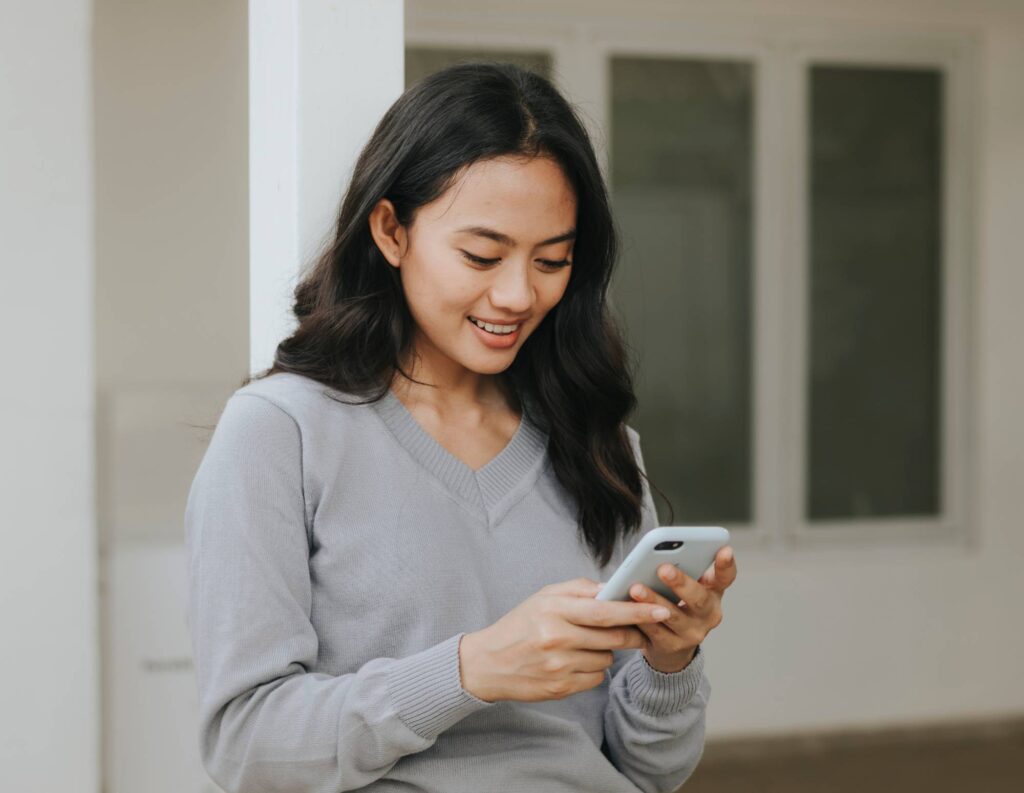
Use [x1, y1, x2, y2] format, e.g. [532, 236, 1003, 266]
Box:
[458, 577, 673, 703]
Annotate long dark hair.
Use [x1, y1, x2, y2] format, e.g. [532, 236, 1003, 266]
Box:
[245, 61, 668, 568]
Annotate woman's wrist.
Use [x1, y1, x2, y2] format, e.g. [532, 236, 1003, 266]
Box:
[642, 644, 698, 674]
[458, 631, 496, 702]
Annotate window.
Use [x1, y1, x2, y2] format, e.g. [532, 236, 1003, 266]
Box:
[806, 65, 943, 522]
[609, 55, 754, 524]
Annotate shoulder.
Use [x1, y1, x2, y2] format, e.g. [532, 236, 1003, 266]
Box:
[624, 423, 642, 454]
[204, 372, 366, 464]
[220, 371, 385, 458]
[232, 371, 365, 424]
[235, 370, 328, 406]
[623, 423, 649, 470]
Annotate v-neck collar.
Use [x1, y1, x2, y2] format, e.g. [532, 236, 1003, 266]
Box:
[370, 387, 549, 514]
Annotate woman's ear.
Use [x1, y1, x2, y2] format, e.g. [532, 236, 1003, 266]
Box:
[368, 198, 407, 268]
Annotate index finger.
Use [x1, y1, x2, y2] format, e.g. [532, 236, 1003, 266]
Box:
[555, 594, 670, 628]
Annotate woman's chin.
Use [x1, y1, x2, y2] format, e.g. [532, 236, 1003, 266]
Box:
[463, 355, 516, 375]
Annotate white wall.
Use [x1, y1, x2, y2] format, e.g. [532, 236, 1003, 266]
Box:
[408, 0, 1024, 738]
[249, 0, 406, 374]
[94, 0, 250, 401]
[93, 0, 250, 546]
[0, 2, 99, 791]
[93, 2, 249, 789]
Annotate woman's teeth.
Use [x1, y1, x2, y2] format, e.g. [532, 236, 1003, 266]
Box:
[469, 317, 518, 335]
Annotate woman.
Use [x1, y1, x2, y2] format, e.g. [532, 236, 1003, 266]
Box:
[184, 61, 736, 793]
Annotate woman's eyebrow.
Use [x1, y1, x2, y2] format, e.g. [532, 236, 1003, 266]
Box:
[454, 225, 576, 247]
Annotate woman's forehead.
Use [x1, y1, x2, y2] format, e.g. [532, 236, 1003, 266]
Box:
[419, 156, 577, 238]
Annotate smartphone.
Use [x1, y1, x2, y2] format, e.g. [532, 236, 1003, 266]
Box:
[595, 526, 730, 603]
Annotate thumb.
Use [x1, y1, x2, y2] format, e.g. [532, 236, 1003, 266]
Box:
[699, 547, 737, 592]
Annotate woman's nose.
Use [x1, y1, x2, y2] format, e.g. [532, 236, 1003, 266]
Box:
[488, 259, 534, 313]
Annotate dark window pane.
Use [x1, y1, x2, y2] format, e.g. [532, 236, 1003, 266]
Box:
[610, 56, 754, 524]
[807, 65, 943, 520]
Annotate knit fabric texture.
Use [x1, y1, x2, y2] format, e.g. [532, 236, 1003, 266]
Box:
[184, 371, 711, 793]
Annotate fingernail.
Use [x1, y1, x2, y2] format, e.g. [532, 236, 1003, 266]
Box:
[653, 607, 671, 620]
[631, 584, 645, 598]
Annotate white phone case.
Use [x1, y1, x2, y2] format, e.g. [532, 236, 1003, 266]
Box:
[595, 526, 730, 602]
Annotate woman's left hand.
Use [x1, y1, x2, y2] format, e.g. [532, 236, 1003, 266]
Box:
[629, 545, 737, 673]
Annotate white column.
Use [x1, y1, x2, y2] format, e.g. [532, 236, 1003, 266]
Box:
[0, 2, 99, 791]
[249, 0, 406, 375]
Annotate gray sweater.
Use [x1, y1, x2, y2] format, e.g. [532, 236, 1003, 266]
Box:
[184, 371, 710, 793]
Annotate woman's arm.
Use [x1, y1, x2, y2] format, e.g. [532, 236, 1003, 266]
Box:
[184, 393, 493, 793]
[600, 427, 712, 793]
[602, 647, 710, 793]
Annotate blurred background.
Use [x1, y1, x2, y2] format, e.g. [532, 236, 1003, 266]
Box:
[3, 0, 1023, 791]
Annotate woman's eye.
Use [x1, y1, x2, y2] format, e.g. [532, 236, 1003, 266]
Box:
[460, 251, 500, 266]
[460, 250, 572, 269]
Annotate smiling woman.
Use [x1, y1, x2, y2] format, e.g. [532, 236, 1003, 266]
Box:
[183, 61, 726, 793]
[368, 155, 576, 371]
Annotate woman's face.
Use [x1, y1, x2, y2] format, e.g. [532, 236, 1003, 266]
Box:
[370, 155, 576, 383]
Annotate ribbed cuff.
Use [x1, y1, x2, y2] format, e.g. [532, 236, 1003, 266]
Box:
[625, 645, 706, 717]
[386, 633, 496, 740]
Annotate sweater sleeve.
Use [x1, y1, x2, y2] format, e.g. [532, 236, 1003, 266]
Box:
[600, 427, 712, 793]
[183, 393, 494, 793]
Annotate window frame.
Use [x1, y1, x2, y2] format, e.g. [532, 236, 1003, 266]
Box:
[405, 10, 979, 552]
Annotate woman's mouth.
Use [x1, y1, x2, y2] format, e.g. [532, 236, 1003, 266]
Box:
[467, 316, 521, 348]
[468, 316, 519, 335]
